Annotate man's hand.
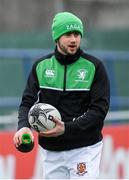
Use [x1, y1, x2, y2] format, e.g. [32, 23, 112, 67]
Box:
[13, 127, 34, 148]
[39, 117, 65, 137]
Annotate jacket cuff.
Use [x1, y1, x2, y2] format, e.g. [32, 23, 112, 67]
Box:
[64, 121, 78, 134]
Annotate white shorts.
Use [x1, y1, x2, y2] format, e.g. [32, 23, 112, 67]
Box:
[40, 141, 103, 179]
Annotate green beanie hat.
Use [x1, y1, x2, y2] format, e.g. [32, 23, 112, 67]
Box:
[52, 12, 83, 41]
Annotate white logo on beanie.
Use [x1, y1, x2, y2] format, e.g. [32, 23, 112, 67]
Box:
[66, 24, 81, 30]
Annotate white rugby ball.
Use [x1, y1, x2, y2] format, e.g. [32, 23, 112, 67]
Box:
[28, 103, 61, 132]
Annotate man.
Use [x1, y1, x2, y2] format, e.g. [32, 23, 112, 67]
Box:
[13, 12, 110, 179]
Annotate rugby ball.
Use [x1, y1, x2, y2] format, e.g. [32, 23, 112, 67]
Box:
[28, 103, 61, 132]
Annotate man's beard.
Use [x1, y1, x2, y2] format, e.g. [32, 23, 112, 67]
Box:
[58, 41, 79, 55]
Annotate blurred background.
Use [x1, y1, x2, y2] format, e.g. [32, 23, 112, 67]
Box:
[0, 0, 129, 179]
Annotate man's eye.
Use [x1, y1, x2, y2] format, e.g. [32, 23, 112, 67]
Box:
[74, 32, 80, 36]
[65, 32, 80, 36]
[65, 32, 71, 36]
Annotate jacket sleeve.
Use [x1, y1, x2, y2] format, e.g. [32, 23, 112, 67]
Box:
[17, 63, 39, 130]
[64, 60, 110, 134]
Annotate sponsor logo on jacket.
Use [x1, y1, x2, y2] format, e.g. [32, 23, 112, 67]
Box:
[45, 69, 55, 77]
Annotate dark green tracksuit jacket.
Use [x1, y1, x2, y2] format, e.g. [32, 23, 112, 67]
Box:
[18, 48, 110, 151]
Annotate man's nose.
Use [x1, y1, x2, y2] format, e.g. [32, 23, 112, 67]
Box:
[70, 34, 76, 41]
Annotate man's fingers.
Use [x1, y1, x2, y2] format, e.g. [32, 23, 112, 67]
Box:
[53, 116, 63, 125]
[39, 129, 56, 137]
[13, 134, 22, 147]
[38, 116, 64, 137]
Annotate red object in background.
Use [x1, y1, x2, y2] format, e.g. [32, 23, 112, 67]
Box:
[0, 125, 129, 179]
[102, 125, 129, 149]
[102, 125, 129, 179]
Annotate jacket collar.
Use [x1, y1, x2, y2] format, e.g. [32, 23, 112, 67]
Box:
[55, 46, 82, 65]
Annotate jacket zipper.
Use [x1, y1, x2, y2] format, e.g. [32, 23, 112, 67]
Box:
[63, 65, 67, 91]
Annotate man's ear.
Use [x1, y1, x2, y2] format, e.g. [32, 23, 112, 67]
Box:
[55, 37, 60, 43]
[55, 39, 58, 43]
